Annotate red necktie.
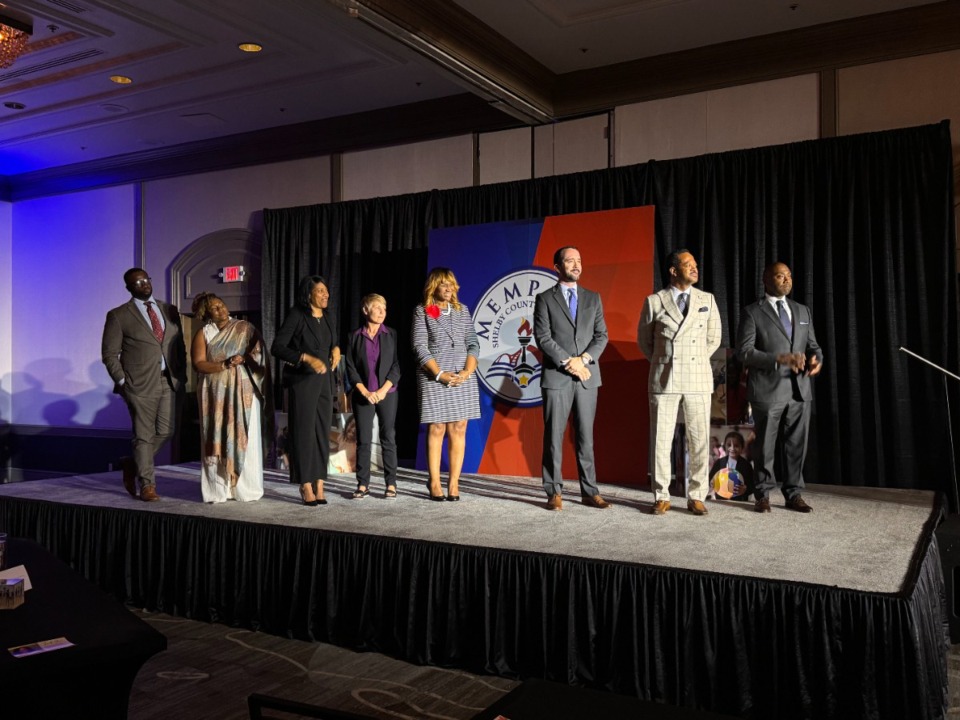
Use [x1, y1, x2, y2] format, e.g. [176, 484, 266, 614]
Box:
[145, 302, 165, 344]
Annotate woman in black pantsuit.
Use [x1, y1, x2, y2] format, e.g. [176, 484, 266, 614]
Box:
[271, 275, 340, 505]
[344, 293, 401, 499]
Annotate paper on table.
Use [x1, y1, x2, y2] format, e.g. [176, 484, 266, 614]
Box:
[0, 566, 32, 591]
[9, 637, 74, 658]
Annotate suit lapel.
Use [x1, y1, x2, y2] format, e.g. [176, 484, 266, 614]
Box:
[553, 284, 575, 327]
[126, 299, 160, 341]
[663, 288, 684, 326]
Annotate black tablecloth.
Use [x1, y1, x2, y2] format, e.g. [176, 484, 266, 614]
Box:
[0, 538, 166, 719]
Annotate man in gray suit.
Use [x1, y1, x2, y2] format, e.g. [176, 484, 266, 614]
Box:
[534, 246, 610, 511]
[737, 262, 823, 513]
[638, 250, 722, 516]
[102, 268, 187, 501]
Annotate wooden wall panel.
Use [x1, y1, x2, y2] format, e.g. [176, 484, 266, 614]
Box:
[478, 127, 532, 185]
[342, 135, 474, 201]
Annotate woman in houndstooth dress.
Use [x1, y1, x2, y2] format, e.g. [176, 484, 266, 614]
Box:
[412, 268, 480, 501]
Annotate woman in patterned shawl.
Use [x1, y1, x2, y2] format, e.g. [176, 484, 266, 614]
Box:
[191, 292, 272, 503]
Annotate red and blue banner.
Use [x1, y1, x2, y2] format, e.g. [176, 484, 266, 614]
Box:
[418, 207, 656, 485]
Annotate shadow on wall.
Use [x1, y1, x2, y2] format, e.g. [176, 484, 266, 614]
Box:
[1, 360, 156, 480]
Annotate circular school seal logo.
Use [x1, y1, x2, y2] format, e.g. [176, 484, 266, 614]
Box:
[472, 268, 556, 406]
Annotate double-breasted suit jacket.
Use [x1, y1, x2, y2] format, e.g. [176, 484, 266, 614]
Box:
[637, 287, 721, 395]
[637, 286, 721, 501]
[534, 283, 608, 497]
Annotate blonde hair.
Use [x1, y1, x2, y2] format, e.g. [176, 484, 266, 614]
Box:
[361, 293, 387, 314]
[191, 291, 223, 324]
[422, 267, 461, 311]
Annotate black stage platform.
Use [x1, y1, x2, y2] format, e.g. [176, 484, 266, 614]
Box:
[0, 466, 949, 720]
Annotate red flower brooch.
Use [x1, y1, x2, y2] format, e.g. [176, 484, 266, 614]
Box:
[425, 304, 441, 319]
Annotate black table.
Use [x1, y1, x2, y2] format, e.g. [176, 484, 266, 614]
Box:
[0, 538, 166, 719]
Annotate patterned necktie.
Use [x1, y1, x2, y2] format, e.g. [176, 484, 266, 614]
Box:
[567, 288, 577, 321]
[677, 292, 688, 317]
[777, 300, 792, 337]
[145, 301, 165, 344]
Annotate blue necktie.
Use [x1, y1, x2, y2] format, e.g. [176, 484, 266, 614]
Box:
[777, 300, 792, 337]
[567, 288, 577, 321]
[677, 292, 688, 317]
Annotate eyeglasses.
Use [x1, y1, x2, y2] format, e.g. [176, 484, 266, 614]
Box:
[130, 277, 152, 287]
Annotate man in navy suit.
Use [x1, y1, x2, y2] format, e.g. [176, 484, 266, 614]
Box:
[736, 262, 823, 513]
[534, 246, 610, 511]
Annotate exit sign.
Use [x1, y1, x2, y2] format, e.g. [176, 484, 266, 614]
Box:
[221, 265, 244, 283]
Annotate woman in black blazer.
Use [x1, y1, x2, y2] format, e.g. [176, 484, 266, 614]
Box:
[344, 293, 401, 499]
[271, 275, 341, 505]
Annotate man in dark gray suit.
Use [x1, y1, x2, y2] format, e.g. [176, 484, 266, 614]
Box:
[736, 262, 823, 513]
[102, 268, 187, 501]
[534, 246, 610, 511]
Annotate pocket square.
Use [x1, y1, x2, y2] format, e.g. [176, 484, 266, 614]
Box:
[698, 306, 708, 312]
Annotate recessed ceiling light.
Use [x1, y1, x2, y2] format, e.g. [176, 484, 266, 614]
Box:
[110, 75, 133, 84]
[4, 101, 26, 110]
[237, 42, 263, 53]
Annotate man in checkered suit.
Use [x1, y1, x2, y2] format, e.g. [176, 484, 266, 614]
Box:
[638, 250, 722, 516]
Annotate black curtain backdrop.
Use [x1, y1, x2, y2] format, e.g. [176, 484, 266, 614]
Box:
[263, 122, 958, 501]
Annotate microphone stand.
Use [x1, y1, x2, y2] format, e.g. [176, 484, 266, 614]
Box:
[899, 347, 960, 514]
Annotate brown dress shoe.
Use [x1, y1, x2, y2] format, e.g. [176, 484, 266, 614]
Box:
[120, 456, 137, 497]
[651, 499, 671, 515]
[140, 485, 161, 502]
[785, 495, 812, 513]
[546, 495, 563, 511]
[687, 499, 708, 515]
[581, 495, 611, 509]
[755, 497, 771, 513]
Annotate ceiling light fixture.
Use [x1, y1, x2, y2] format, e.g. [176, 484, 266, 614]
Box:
[237, 42, 263, 53]
[0, 8, 33, 70]
[110, 75, 133, 84]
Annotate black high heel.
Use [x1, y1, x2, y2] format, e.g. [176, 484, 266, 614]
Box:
[426, 481, 445, 501]
[445, 495, 460, 502]
[314, 480, 327, 506]
[299, 485, 318, 507]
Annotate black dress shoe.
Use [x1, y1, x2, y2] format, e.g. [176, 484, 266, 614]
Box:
[785, 495, 812, 513]
[120, 457, 137, 498]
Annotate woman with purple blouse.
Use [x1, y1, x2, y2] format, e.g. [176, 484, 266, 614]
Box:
[344, 293, 401, 498]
